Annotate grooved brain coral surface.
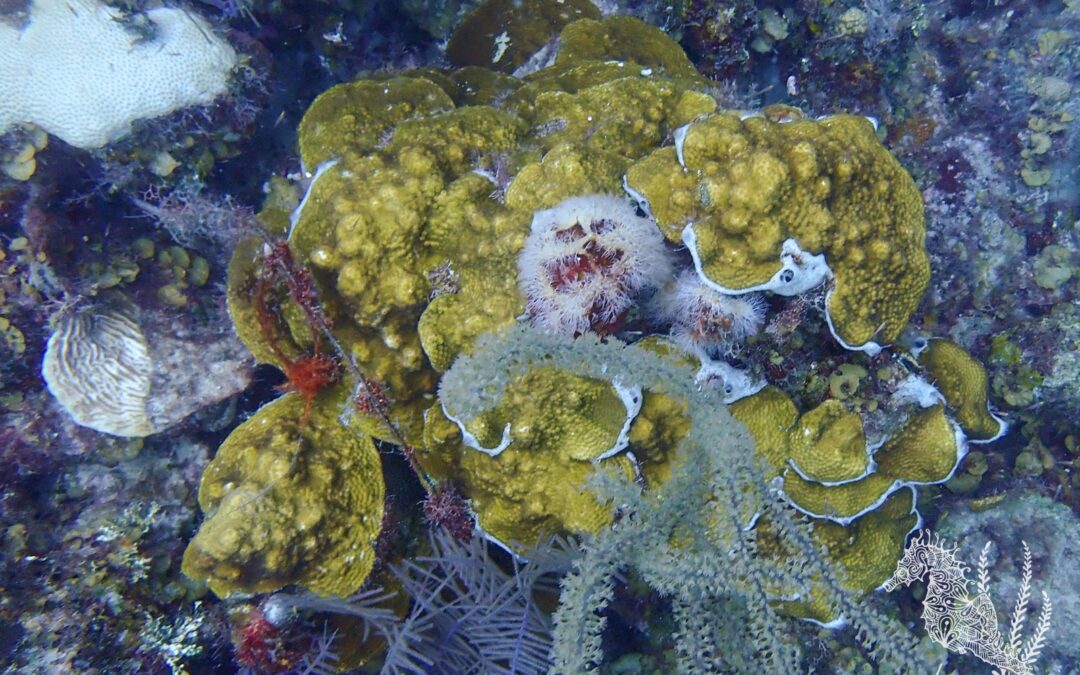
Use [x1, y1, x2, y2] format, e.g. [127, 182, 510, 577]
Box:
[42, 306, 155, 437]
[0, 0, 236, 149]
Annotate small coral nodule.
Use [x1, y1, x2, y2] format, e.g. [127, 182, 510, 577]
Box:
[518, 194, 672, 336]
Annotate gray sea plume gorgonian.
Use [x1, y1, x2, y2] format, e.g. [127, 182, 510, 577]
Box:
[439, 324, 935, 672]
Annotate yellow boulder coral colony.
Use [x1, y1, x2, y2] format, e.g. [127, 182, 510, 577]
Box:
[726, 385, 960, 608]
[424, 366, 640, 546]
[625, 110, 930, 354]
[731, 389, 963, 525]
[182, 388, 384, 598]
[183, 8, 1006, 611]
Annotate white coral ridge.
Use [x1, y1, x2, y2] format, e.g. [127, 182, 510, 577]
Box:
[683, 227, 831, 298]
[0, 0, 237, 150]
[42, 306, 155, 437]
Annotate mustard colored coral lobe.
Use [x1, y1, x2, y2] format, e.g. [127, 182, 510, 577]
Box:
[182, 389, 384, 599]
[627, 112, 930, 353]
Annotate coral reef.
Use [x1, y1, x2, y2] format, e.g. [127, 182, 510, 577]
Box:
[0, 434, 219, 672]
[176, 6, 1014, 668]
[4, 0, 1077, 671]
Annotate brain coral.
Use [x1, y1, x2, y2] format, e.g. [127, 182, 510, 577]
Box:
[0, 0, 236, 149]
[42, 305, 154, 437]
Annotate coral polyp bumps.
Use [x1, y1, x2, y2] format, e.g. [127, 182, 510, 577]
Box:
[181, 11, 1006, 666]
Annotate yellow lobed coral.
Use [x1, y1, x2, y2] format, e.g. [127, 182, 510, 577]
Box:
[182, 389, 384, 598]
[787, 399, 870, 483]
[225, 235, 314, 369]
[625, 389, 691, 488]
[216, 12, 951, 589]
[610, 337, 697, 488]
[812, 488, 920, 595]
[446, 66, 522, 107]
[554, 16, 703, 80]
[527, 77, 713, 160]
[730, 387, 952, 608]
[732, 388, 963, 525]
[627, 113, 929, 352]
[236, 78, 535, 445]
[230, 22, 718, 461]
[776, 488, 920, 623]
[729, 385, 799, 471]
[420, 365, 639, 545]
[298, 76, 455, 168]
[916, 338, 1008, 442]
[276, 17, 721, 408]
[504, 144, 628, 213]
[874, 404, 964, 481]
[417, 171, 531, 371]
